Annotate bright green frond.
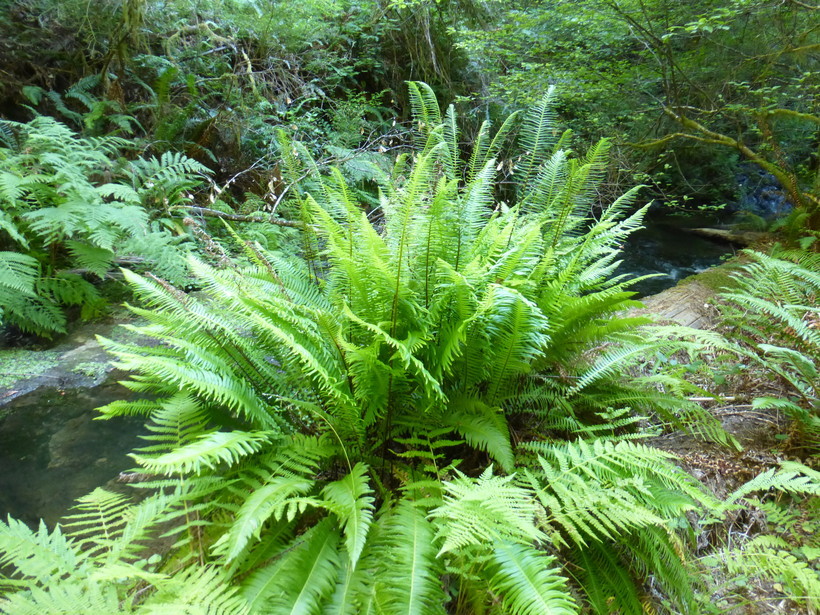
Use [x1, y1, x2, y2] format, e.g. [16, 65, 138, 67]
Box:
[487, 541, 577, 615]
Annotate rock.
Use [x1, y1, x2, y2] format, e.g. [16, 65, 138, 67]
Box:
[0, 318, 149, 407]
[631, 280, 718, 329]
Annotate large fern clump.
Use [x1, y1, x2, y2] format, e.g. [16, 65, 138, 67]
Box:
[2, 84, 750, 614]
[0, 116, 207, 336]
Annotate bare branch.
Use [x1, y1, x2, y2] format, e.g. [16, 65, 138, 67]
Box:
[186, 206, 305, 228]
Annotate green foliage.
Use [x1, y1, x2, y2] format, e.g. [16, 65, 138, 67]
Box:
[0, 488, 249, 614]
[716, 248, 820, 443]
[0, 116, 207, 336]
[454, 0, 819, 215]
[698, 462, 820, 613]
[58, 84, 746, 614]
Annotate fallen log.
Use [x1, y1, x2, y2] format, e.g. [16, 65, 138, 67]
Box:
[685, 227, 768, 246]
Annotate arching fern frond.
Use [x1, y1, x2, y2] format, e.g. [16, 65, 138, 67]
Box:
[486, 540, 578, 615]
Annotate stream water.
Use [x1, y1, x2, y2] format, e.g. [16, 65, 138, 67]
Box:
[617, 211, 735, 296]
[0, 378, 144, 527]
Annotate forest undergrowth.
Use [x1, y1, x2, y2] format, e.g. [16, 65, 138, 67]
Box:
[0, 0, 818, 612]
[0, 81, 817, 615]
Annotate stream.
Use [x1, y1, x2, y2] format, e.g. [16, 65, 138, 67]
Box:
[617, 211, 735, 296]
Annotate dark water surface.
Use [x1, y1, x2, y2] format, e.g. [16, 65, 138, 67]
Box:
[0, 378, 144, 527]
[617, 212, 736, 297]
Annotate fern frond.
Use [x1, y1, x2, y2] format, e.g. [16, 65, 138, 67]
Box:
[376, 500, 446, 615]
[523, 439, 712, 546]
[516, 86, 559, 191]
[706, 538, 820, 611]
[486, 541, 577, 615]
[431, 468, 545, 555]
[241, 518, 342, 614]
[133, 430, 274, 476]
[724, 461, 820, 507]
[572, 539, 644, 615]
[0, 518, 85, 584]
[321, 463, 375, 567]
[215, 476, 316, 564]
[0, 252, 38, 297]
[141, 565, 251, 615]
[445, 397, 514, 472]
[406, 81, 442, 139]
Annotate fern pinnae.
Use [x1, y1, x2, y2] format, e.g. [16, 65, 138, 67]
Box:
[243, 518, 343, 615]
[217, 476, 316, 565]
[487, 541, 578, 615]
[320, 463, 375, 568]
[466, 119, 492, 183]
[484, 108, 522, 171]
[723, 461, 820, 509]
[442, 104, 461, 181]
[445, 397, 515, 472]
[378, 500, 446, 615]
[0, 517, 86, 585]
[722, 291, 820, 349]
[406, 81, 442, 139]
[132, 430, 275, 476]
[457, 158, 497, 258]
[521, 148, 568, 215]
[573, 540, 644, 615]
[516, 85, 558, 191]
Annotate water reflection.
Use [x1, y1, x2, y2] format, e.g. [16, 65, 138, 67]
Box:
[0, 378, 144, 528]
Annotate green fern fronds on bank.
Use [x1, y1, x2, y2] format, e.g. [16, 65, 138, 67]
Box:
[0, 116, 207, 336]
[717, 248, 820, 441]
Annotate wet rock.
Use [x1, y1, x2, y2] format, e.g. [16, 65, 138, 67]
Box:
[0, 320, 149, 527]
[0, 319, 149, 407]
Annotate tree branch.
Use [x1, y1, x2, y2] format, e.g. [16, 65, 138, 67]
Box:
[787, 0, 819, 9]
[186, 207, 305, 228]
[764, 108, 820, 125]
[655, 107, 812, 211]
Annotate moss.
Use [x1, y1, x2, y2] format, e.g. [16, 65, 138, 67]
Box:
[0, 349, 61, 389]
[678, 259, 745, 293]
[71, 361, 108, 380]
